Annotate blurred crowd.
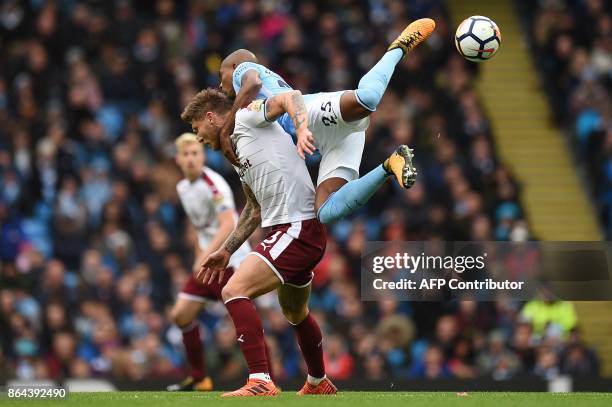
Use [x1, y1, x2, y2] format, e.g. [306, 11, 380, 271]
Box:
[519, 0, 612, 236]
[0, 0, 600, 383]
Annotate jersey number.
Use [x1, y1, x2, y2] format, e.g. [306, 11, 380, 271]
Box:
[277, 79, 290, 88]
[260, 231, 282, 250]
[321, 101, 338, 126]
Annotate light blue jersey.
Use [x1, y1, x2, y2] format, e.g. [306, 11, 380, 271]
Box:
[232, 62, 293, 100]
[232, 62, 312, 137]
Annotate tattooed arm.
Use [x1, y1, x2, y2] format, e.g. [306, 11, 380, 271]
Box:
[222, 183, 261, 254]
[265, 90, 315, 159]
[264, 90, 308, 133]
[199, 183, 260, 284]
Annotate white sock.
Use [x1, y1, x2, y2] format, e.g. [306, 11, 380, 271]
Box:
[307, 374, 326, 385]
[249, 372, 271, 382]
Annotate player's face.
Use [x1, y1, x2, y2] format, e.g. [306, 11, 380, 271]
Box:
[176, 143, 204, 178]
[219, 66, 235, 98]
[192, 117, 221, 149]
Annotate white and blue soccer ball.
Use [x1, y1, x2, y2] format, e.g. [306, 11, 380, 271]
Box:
[455, 16, 501, 62]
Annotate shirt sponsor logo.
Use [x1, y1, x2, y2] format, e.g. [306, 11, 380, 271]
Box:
[238, 158, 253, 179]
[247, 100, 264, 112]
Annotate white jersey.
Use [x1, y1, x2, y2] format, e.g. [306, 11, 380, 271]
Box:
[176, 166, 250, 269]
[231, 99, 316, 227]
[305, 91, 368, 185]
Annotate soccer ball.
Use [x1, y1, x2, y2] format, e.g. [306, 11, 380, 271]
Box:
[455, 16, 501, 62]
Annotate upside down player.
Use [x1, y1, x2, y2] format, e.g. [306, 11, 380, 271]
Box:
[218, 18, 435, 223]
[181, 88, 336, 396]
[167, 133, 253, 391]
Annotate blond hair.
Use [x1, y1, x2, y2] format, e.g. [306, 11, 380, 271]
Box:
[175, 132, 202, 152]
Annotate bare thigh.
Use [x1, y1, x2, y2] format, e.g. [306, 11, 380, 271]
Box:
[221, 254, 282, 302]
[339, 90, 371, 122]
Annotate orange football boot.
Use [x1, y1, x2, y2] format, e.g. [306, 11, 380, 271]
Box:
[297, 377, 338, 395]
[388, 18, 436, 58]
[166, 376, 213, 392]
[221, 378, 281, 397]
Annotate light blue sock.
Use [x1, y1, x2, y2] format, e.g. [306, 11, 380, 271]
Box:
[317, 165, 390, 224]
[355, 48, 403, 112]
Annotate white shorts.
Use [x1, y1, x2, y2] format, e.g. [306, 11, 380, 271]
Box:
[306, 91, 369, 185]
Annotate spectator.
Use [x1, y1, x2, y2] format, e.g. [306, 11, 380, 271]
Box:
[510, 323, 537, 373]
[324, 334, 354, 380]
[520, 300, 577, 339]
[519, 0, 612, 236]
[477, 331, 520, 380]
[410, 344, 450, 379]
[534, 346, 560, 380]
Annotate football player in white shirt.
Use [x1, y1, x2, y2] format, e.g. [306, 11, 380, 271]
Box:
[181, 88, 336, 396]
[167, 133, 252, 392]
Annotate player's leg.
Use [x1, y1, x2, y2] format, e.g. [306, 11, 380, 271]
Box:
[340, 18, 436, 122]
[315, 131, 417, 224]
[277, 283, 337, 395]
[167, 287, 212, 391]
[315, 177, 347, 212]
[221, 254, 282, 397]
[303, 19, 435, 215]
[316, 164, 390, 224]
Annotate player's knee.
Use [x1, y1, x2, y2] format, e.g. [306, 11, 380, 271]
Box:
[220, 285, 233, 302]
[281, 304, 309, 325]
[354, 88, 380, 113]
[221, 283, 244, 303]
[316, 205, 335, 224]
[170, 305, 192, 328]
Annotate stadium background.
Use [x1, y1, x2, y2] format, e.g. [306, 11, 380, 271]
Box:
[0, 0, 610, 389]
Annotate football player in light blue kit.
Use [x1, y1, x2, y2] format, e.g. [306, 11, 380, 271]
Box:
[231, 62, 307, 134]
[218, 19, 435, 224]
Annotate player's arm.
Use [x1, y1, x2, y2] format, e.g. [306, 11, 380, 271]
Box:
[222, 183, 260, 255]
[178, 189, 207, 276]
[192, 236, 205, 275]
[193, 208, 235, 277]
[203, 209, 236, 257]
[220, 70, 263, 166]
[265, 90, 315, 159]
[199, 183, 261, 284]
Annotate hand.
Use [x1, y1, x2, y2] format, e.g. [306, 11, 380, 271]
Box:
[192, 251, 209, 277]
[296, 128, 315, 159]
[197, 248, 231, 285]
[220, 117, 240, 166]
